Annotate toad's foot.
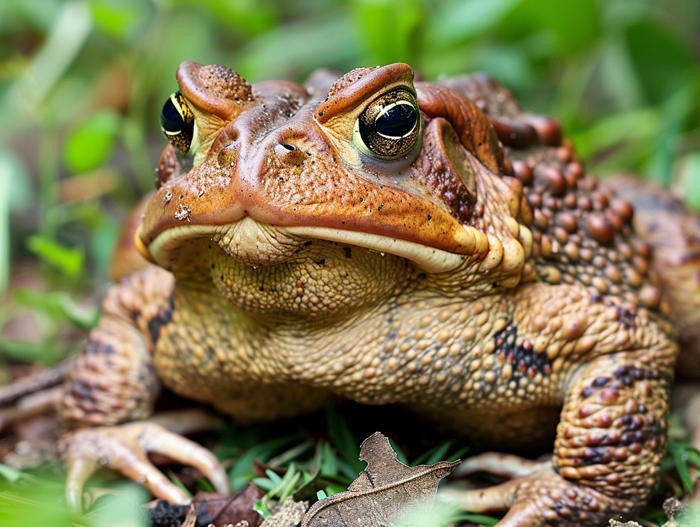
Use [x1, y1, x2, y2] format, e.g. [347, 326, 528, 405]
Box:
[59, 421, 230, 511]
[443, 462, 614, 526]
[453, 452, 549, 479]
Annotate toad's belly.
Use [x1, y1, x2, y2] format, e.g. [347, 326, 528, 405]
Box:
[152, 327, 331, 422]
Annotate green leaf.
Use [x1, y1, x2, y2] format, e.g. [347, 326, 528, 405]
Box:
[457, 512, 500, 526]
[265, 468, 283, 487]
[252, 478, 277, 491]
[668, 440, 700, 493]
[673, 449, 693, 493]
[13, 0, 92, 109]
[236, 17, 358, 81]
[225, 431, 304, 491]
[63, 110, 121, 174]
[317, 441, 339, 477]
[502, 0, 600, 56]
[572, 108, 660, 160]
[89, 482, 149, 527]
[90, 0, 150, 42]
[677, 148, 700, 213]
[325, 401, 363, 477]
[324, 484, 346, 496]
[26, 235, 84, 279]
[645, 80, 698, 185]
[429, 0, 521, 46]
[194, 0, 278, 36]
[0, 337, 69, 364]
[253, 499, 270, 518]
[292, 465, 352, 503]
[0, 464, 27, 483]
[351, 0, 424, 65]
[13, 288, 98, 329]
[624, 21, 696, 105]
[0, 152, 11, 295]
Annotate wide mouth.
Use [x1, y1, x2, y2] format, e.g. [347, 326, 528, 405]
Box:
[139, 217, 469, 274]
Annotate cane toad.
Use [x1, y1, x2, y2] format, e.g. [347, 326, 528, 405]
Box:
[45, 62, 700, 526]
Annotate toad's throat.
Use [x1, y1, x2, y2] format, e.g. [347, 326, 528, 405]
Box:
[139, 216, 468, 273]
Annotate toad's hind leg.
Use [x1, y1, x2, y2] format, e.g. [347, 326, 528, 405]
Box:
[446, 344, 675, 526]
[57, 266, 230, 508]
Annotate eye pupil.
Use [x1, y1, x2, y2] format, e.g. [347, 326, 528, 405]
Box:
[160, 92, 194, 154]
[375, 103, 417, 138]
[355, 89, 421, 160]
[160, 97, 185, 133]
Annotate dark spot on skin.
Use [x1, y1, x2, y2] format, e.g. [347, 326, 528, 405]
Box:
[608, 365, 652, 393]
[580, 447, 612, 465]
[318, 111, 324, 117]
[581, 386, 595, 398]
[493, 322, 551, 379]
[148, 294, 174, 347]
[84, 342, 115, 355]
[70, 379, 94, 400]
[304, 241, 313, 247]
[378, 204, 384, 211]
[359, 197, 364, 203]
[582, 376, 610, 397]
[211, 264, 215, 269]
[427, 215, 432, 220]
[610, 303, 636, 329]
[316, 258, 326, 266]
[343, 247, 352, 258]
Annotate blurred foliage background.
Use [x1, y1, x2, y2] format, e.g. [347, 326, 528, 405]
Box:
[0, 0, 699, 365]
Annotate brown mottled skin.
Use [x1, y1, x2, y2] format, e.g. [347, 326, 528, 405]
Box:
[48, 62, 699, 525]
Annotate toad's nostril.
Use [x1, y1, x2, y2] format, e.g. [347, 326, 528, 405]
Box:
[273, 143, 304, 165]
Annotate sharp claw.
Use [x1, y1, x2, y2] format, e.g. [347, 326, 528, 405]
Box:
[440, 479, 517, 513]
[453, 452, 548, 479]
[209, 465, 232, 495]
[63, 446, 100, 512]
[59, 421, 230, 508]
[140, 422, 232, 495]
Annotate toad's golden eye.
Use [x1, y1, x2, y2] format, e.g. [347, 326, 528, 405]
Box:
[160, 92, 195, 154]
[354, 89, 421, 160]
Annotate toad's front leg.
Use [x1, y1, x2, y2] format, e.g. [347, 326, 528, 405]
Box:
[447, 342, 675, 526]
[58, 266, 230, 509]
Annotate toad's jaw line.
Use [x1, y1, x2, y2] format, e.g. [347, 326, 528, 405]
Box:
[141, 218, 466, 274]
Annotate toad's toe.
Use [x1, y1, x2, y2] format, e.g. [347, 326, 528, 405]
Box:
[60, 421, 230, 511]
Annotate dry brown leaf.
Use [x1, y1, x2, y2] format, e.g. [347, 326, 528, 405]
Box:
[195, 483, 265, 527]
[302, 432, 459, 527]
[149, 483, 264, 527]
